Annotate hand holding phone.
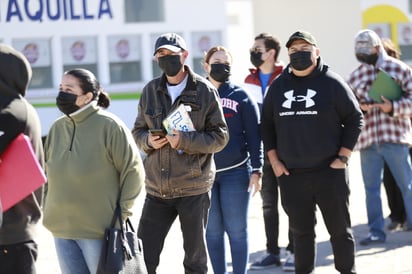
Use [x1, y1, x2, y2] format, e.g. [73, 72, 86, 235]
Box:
[149, 129, 166, 138]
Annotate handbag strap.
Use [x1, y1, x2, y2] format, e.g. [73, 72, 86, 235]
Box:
[111, 202, 134, 260]
[109, 202, 122, 228]
[112, 201, 136, 230]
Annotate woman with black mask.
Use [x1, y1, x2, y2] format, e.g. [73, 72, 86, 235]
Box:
[42, 68, 145, 274]
[203, 46, 263, 274]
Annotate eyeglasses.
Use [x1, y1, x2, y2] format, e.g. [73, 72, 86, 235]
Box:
[250, 47, 266, 53]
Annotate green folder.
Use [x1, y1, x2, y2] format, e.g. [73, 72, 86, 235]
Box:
[368, 69, 403, 103]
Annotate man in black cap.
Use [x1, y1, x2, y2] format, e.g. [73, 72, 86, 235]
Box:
[261, 30, 363, 274]
[0, 43, 44, 274]
[132, 32, 228, 273]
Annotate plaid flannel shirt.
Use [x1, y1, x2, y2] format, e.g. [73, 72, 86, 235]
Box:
[348, 55, 412, 150]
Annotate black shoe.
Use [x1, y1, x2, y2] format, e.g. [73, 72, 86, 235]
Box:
[359, 234, 385, 246]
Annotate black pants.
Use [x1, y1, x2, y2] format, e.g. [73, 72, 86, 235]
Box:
[0, 241, 38, 274]
[260, 155, 294, 255]
[278, 167, 356, 274]
[382, 149, 410, 224]
[138, 193, 210, 274]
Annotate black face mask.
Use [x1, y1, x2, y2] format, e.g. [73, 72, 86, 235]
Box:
[210, 63, 231, 82]
[356, 53, 378, 65]
[289, 51, 313, 71]
[158, 55, 182, 76]
[56, 91, 80, 115]
[250, 52, 264, 68]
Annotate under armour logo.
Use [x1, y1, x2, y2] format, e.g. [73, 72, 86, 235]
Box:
[282, 89, 316, 109]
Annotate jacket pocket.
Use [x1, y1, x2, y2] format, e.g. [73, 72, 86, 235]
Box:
[145, 107, 165, 129]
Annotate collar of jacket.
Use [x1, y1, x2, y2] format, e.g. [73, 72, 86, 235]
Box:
[65, 102, 99, 123]
[159, 65, 199, 93]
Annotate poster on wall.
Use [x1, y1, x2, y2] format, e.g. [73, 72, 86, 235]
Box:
[62, 36, 97, 65]
[108, 35, 141, 62]
[366, 23, 391, 38]
[397, 23, 412, 45]
[12, 39, 51, 67]
[191, 31, 221, 58]
[397, 22, 412, 64]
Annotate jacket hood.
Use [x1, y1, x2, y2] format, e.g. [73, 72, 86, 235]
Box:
[0, 43, 32, 97]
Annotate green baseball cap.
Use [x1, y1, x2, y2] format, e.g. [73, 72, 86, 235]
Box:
[286, 30, 317, 48]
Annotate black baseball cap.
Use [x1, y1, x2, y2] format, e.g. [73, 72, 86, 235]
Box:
[153, 33, 187, 55]
[286, 30, 317, 48]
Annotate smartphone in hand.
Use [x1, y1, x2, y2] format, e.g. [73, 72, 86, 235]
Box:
[149, 129, 166, 138]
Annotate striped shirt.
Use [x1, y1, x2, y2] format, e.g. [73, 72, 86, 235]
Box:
[348, 54, 412, 150]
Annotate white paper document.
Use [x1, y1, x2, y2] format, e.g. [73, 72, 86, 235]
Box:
[163, 104, 195, 134]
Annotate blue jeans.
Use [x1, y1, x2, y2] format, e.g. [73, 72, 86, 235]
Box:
[360, 143, 412, 239]
[206, 167, 251, 274]
[54, 238, 103, 274]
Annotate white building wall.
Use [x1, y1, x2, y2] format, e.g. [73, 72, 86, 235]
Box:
[3, 0, 371, 133]
[0, 0, 231, 100]
[252, 0, 362, 79]
[225, 0, 255, 84]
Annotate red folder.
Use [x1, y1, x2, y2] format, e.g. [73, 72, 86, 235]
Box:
[0, 134, 46, 212]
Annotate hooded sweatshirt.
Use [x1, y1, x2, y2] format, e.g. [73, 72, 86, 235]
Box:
[0, 44, 44, 244]
[261, 57, 363, 169]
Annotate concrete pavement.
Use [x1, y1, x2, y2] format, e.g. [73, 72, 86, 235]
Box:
[36, 151, 412, 273]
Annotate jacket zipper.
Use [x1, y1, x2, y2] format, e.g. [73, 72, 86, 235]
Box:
[68, 116, 76, 151]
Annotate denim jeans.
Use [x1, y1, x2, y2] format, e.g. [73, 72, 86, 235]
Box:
[54, 238, 103, 274]
[206, 167, 251, 274]
[383, 160, 406, 223]
[360, 143, 412, 238]
[138, 193, 210, 274]
[279, 167, 356, 274]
